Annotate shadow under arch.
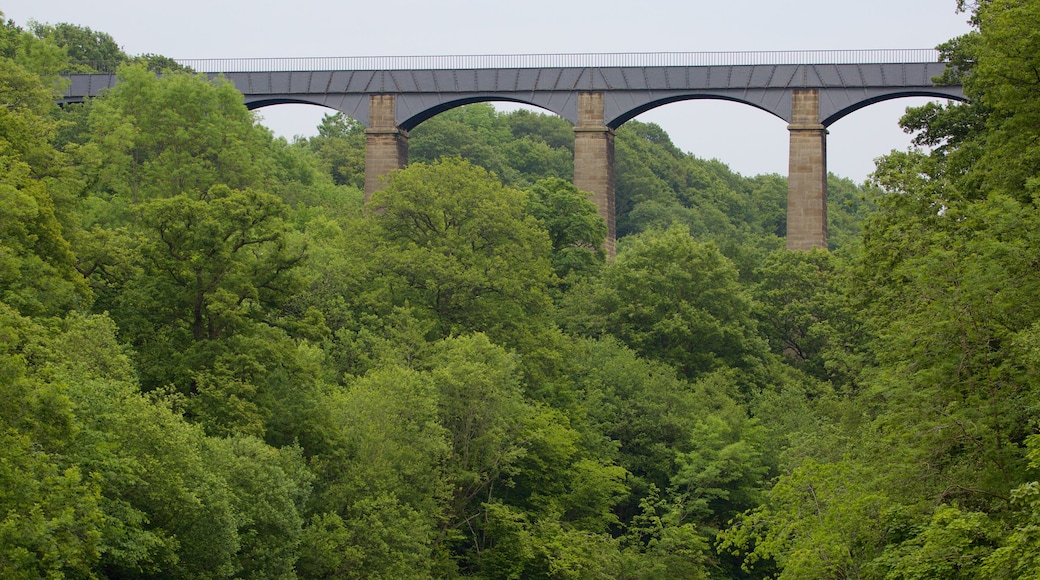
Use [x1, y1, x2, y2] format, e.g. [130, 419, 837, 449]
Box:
[242, 98, 359, 141]
[398, 95, 565, 132]
[608, 93, 787, 130]
[243, 97, 344, 111]
[822, 90, 969, 126]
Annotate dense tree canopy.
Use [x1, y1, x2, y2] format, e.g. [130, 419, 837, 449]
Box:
[8, 4, 1040, 578]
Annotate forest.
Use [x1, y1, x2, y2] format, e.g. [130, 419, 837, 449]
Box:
[3, 1, 1040, 578]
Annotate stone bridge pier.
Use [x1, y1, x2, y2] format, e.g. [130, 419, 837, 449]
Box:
[364, 95, 408, 200]
[573, 92, 617, 257]
[359, 89, 850, 255]
[787, 89, 828, 250]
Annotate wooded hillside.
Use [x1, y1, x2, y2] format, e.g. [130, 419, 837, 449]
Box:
[3, 2, 1040, 577]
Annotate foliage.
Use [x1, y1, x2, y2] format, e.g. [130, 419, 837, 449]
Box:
[10, 6, 1040, 577]
[524, 177, 607, 284]
[564, 226, 766, 380]
[354, 157, 554, 346]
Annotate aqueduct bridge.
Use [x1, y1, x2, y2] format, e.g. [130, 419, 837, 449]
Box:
[61, 50, 965, 253]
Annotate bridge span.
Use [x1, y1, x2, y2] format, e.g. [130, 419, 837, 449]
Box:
[61, 50, 965, 253]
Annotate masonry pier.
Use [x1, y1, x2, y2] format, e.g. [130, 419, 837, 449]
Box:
[364, 95, 408, 201]
[786, 89, 828, 250]
[572, 92, 617, 257]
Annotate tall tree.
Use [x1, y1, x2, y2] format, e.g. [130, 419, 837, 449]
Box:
[564, 226, 767, 380]
[355, 157, 554, 345]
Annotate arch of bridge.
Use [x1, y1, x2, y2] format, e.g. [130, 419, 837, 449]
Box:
[237, 87, 968, 131]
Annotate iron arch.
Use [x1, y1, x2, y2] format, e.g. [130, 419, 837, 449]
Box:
[607, 94, 787, 129]
[821, 90, 968, 127]
[398, 96, 565, 132]
[242, 97, 341, 111]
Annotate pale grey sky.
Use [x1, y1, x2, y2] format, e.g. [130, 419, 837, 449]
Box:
[5, 0, 972, 181]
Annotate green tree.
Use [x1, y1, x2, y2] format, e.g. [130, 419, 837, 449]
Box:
[84, 64, 266, 208]
[968, 0, 1040, 198]
[28, 21, 127, 70]
[751, 248, 868, 386]
[356, 157, 554, 345]
[565, 226, 766, 380]
[306, 113, 367, 190]
[525, 177, 606, 284]
[718, 459, 899, 579]
[0, 58, 89, 316]
[0, 15, 68, 77]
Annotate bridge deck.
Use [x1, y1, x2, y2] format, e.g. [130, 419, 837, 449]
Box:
[60, 50, 964, 129]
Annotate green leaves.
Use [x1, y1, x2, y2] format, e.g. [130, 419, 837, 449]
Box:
[525, 177, 606, 284]
[969, 0, 1040, 196]
[86, 64, 265, 205]
[719, 459, 898, 579]
[570, 226, 765, 380]
[359, 158, 553, 344]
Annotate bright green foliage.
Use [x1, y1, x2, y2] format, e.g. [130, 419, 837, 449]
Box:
[0, 431, 102, 579]
[409, 103, 573, 187]
[525, 177, 606, 284]
[28, 21, 127, 69]
[297, 364, 449, 578]
[313, 365, 450, 535]
[13, 7, 1040, 577]
[969, 0, 1040, 197]
[0, 308, 312, 579]
[298, 497, 439, 580]
[359, 158, 554, 344]
[85, 64, 266, 206]
[671, 371, 769, 527]
[0, 15, 68, 78]
[106, 183, 305, 394]
[135, 184, 301, 341]
[306, 113, 367, 190]
[982, 434, 1040, 578]
[0, 309, 104, 578]
[876, 505, 998, 579]
[74, 63, 312, 405]
[567, 226, 766, 379]
[564, 337, 767, 576]
[712, 2, 1040, 577]
[718, 459, 898, 579]
[620, 487, 711, 580]
[423, 334, 531, 535]
[0, 59, 89, 316]
[752, 248, 868, 385]
[859, 192, 1040, 508]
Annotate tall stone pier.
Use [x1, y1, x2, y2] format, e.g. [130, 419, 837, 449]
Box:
[572, 92, 617, 257]
[787, 89, 828, 250]
[364, 94, 409, 201]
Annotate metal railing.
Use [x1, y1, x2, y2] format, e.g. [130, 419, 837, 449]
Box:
[70, 49, 943, 74]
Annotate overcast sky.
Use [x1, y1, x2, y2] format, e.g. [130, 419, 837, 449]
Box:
[6, 0, 972, 182]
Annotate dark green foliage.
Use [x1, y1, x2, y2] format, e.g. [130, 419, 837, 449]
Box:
[12, 5, 1040, 577]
